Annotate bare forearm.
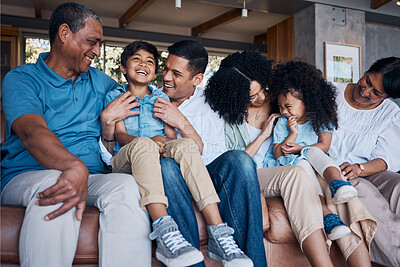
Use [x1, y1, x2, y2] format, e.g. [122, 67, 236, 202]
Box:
[360, 158, 387, 177]
[274, 133, 297, 158]
[115, 131, 136, 146]
[312, 132, 331, 153]
[100, 92, 140, 154]
[100, 114, 117, 153]
[22, 126, 86, 171]
[245, 134, 268, 158]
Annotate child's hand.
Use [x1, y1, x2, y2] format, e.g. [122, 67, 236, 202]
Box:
[151, 135, 167, 154]
[287, 116, 298, 134]
[281, 142, 302, 155]
[260, 113, 281, 138]
[154, 141, 165, 154]
[151, 135, 167, 144]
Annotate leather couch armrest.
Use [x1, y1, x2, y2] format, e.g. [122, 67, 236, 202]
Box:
[261, 194, 270, 233]
[0, 205, 25, 264]
[265, 197, 297, 244]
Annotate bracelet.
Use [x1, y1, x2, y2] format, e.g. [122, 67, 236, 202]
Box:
[102, 136, 116, 142]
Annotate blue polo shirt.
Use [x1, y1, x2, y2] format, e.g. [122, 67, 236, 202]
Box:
[1, 52, 119, 190]
[104, 84, 169, 155]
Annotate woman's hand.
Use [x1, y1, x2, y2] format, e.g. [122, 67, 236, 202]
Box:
[340, 162, 362, 179]
[287, 116, 298, 134]
[260, 113, 281, 138]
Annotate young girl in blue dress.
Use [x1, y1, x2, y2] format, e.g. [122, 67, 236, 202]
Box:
[265, 60, 358, 240]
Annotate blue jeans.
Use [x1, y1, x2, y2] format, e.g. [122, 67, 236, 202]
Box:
[161, 150, 267, 267]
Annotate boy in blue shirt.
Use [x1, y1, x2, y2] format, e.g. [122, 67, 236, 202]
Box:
[103, 41, 252, 267]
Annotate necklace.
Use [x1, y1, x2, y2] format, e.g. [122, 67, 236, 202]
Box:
[249, 107, 261, 120]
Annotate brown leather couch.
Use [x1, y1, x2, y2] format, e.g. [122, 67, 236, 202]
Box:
[1, 196, 356, 267]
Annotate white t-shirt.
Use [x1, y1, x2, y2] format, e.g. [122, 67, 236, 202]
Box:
[246, 123, 273, 169]
[99, 87, 226, 166]
[331, 83, 400, 172]
[176, 87, 226, 165]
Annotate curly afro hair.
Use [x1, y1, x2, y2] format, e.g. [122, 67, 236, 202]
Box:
[269, 60, 338, 134]
[205, 51, 273, 124]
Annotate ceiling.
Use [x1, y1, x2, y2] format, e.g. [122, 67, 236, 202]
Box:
[1, 0, 399, 52]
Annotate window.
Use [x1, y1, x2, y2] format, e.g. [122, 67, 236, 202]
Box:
[201, 55, 224, 89]
[93, 44, 125, 84]
[156, 51, 225, 89]
[24, 37, 50, 64]
[23, 37, 225, 87]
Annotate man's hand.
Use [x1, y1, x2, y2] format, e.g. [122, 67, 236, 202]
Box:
[340, 162, 361, 180]
[36, 161, 89, 221]
[153, 97, 186, 128]
[153, 97, 204, 153]
[287, 116, 298, 134]
[281, 142, 302, 155]
[101, 91, 140, 138]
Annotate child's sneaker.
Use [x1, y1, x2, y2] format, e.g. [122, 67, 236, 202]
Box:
[329, 180, 358, 204]
[206, 223, 253, 267]
[324, 213, 351, 240]
[149, 216, 203, 267]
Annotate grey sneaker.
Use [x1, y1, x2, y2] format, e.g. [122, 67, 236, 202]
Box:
[207, 223, 253, 267]
[149, 217, 204, 267]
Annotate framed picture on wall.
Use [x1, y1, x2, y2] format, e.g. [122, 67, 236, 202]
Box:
[324, 42, 361, 83]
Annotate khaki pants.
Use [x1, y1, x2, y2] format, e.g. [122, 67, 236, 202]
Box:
[257, 165, 324, 248]
[257, 165, 376, 260]
[111, 137, 220, 212]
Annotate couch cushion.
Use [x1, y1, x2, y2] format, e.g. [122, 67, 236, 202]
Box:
[265, 197, 297, 244]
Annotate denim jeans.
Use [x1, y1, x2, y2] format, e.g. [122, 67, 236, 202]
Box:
[161, 150, 267, 267]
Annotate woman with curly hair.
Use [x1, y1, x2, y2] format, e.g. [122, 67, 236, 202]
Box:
[205, 52, 375, 267]
[205, 50, 280, 169]
[265, 60, 358, 241]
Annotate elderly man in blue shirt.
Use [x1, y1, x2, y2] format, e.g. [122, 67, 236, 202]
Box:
[1, 2, 151, 266]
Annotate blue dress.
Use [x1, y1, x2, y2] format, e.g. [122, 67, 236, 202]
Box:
[263, 116, 333, 167]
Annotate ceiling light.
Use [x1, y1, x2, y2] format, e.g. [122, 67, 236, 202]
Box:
[242, 1, 248, 18]
[175, 0, 181, 9]
[396, 1, 400, 6]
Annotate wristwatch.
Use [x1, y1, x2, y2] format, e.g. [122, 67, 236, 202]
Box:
[356, 163, 365, 173]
